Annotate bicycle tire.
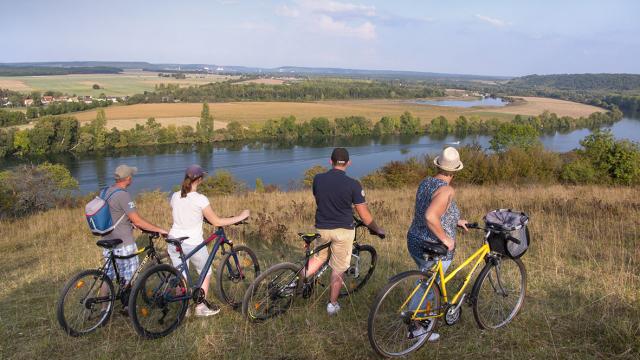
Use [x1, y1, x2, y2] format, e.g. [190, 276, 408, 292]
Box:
[471, 256, 526, 329]
[242, 262, 302, 322]
[216, 245, 260, 309]
[128, 264, 188, 339]
[368, 270, 441, 358]
[340, 244, 377, 298]
[56, 269, 114, 337]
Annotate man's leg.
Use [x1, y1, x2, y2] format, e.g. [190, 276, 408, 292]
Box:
[329, 271, 345, 304]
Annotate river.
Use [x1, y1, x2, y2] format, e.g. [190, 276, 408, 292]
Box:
[1, 117, 638, 195]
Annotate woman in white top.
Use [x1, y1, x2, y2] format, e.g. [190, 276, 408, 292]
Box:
[168, 164, 250, 317]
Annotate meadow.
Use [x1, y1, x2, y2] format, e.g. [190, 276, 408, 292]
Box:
[0, 185, 638, 359]
[67, 96, 603, 129]
[0, 71, 236, 97]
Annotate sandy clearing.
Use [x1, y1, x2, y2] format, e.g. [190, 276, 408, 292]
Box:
[492, 96, 604, 117]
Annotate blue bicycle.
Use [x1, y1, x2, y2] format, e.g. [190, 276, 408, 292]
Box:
[128, 220, 259, 339]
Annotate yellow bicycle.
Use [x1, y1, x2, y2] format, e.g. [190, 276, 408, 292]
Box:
[367, 217, 528, 358]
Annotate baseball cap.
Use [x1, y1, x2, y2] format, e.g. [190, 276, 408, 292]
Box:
[331, 148, 350, 165]
[114, 164, 138, 180]
[185, 164, 207, 179]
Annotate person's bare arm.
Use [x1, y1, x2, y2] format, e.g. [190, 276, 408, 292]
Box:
[354, 204, 385, 236]
[425, 186, 455, 250]
[203, 206, 249, 227]
[128, 211, 168, 235]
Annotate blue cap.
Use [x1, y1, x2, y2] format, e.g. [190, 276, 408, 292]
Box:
[185, 164, 207, 179]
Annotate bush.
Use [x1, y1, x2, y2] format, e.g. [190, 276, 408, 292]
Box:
[0, 163, 78, 218]
[489, 123, 540, 152]
[303, 165, 328, 188]
[199, 170, 245, 196]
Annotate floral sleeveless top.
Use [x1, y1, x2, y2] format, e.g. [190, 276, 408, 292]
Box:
[407, 177, 460, 261]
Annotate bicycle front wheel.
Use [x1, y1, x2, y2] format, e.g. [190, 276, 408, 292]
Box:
[368, 270, 441, 358]
[242, 262, 301, 322]
[56, 269, 114, 337]
[472, 256, 526, 329]
[216, 245, 260, 309]
[128, 264, 188, 339]
[340, 244, 377, 297]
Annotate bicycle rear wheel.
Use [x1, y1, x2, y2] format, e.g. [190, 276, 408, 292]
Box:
[216, 245, 260, 309]
[242, 262, 301, 322]
[339, 244, 377, 298]
[368, 270, 440, 358]
[128, 264, 188, 339]
[56, 269, 114, 337]
[472, 256, 526, 329]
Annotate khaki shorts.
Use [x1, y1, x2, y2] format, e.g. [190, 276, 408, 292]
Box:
[314, 228, 356, 273]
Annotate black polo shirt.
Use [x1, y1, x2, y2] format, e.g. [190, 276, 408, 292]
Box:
[313, 168, 366, 229]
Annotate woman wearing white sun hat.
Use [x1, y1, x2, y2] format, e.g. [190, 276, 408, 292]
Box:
[405, 147, 469, 342]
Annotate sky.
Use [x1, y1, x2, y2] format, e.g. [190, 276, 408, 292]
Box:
[1, 0, 639, 76]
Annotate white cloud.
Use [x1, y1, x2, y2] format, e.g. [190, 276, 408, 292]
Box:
[475, 14, 511, 28]
[276, 5, 300, 18]
[318, 15, 376, 40]
[300, 0, 376, 17]
[276, 0, 378, 40]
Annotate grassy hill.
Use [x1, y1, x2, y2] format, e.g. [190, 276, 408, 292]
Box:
[1, 185, 638, 359]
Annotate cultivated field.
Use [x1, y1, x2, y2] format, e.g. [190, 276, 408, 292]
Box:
[69, 97, 603, 128]
[0, 71, 236, 97]
[0, 185, 638, 359]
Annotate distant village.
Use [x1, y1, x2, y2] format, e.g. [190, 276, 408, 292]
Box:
[0, 95, 128, 108]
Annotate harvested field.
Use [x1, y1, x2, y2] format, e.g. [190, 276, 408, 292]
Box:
[493, 96, 604, 118]
[70, 97, 604, 128]
[0, 71, 237, 97]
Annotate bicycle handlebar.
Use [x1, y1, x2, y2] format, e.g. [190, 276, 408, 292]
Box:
[353, 216, 385, 239]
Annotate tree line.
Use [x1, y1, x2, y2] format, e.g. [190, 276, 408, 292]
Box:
[0, 66, 123, 76]
[0, 103, 623, 158]
[126, 79, 445, 104]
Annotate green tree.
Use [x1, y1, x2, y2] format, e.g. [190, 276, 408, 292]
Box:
[26, 107, 39, 119]
[489, 123, 540, 152]
[398, 111, 420, 134]
[255, 178, 265, 193]
[91, 109, 107, 150]
[196, 103, 214, 142]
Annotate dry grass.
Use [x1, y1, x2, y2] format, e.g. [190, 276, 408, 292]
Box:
[0, 185, 638, 359]
[493, 96, 605, 118]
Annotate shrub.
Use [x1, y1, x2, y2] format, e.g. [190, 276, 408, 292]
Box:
[303, 165, 328, 188]
[489, 123, 540, 152]
[0, 163, 78, 218]
[199, 170, 245, 196]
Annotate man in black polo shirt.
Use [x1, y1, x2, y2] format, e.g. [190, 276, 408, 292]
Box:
[306, 147, 384, 315]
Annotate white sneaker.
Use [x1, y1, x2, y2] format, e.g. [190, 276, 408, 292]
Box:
[409, 321, 439, 342]
[326, 302, 341, 316]
[195, 303, 220, 317]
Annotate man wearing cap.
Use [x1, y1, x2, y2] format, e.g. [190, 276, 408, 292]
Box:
[406, 147, 469, 341]
[306, 147, 385, 316]
[101, 164, 168, 286]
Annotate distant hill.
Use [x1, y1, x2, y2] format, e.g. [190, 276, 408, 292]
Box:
[0, 65, 123, 76]
[507, 74, 640, 91]
[0, 61, 509, 81]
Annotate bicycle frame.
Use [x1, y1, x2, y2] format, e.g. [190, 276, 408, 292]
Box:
[99, 235, 160, 289]
[404, 242, 491, 321]
[170, 227, 237, 301]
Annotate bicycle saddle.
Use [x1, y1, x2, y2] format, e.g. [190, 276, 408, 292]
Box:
[165, 236, 189, 246]
[421, 242, 448, 256]
[298, 232, 321, 244]
[96, 239, 123, 249]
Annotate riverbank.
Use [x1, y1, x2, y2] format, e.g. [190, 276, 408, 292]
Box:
[1, 185, 638, 359]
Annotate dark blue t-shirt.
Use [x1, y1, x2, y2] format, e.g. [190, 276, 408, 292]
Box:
[313, 169, 366, 229]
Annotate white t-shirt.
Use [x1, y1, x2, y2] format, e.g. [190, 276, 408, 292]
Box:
[169, 191, 211, 246]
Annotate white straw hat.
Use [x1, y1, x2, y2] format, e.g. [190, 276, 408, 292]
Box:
[434, 147, 464, 172]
